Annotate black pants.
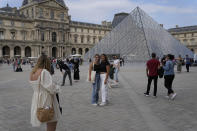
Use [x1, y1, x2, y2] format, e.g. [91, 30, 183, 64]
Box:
[62, 70, 72, 85]
[146, 76, 158, 96]
[186, 64, 190, 72]
[164, 75, 175, 95]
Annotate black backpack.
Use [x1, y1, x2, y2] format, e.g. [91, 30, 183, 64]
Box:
[158, 67, 164, 78]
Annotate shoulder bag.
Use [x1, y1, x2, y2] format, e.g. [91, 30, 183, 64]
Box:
[87, 62, 96, 83]
[36, 75, 54, 123]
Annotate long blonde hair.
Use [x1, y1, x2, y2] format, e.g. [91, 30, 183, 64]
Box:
[31, 54, 51, 74]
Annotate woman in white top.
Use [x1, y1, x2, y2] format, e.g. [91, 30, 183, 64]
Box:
[29, 54, 61, 131]
[113, 56, 120, 83]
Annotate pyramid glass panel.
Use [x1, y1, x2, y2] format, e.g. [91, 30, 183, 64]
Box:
[84, 7, 193, 61]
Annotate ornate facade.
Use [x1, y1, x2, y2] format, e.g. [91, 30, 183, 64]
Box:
[0, 0, 111, 59]
[168, 25, 197, 54]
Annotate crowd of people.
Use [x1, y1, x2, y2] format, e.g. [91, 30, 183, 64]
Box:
[144, 53, 193, 100]
[1, 52, 194, 131]
[28, 53, 121, 130]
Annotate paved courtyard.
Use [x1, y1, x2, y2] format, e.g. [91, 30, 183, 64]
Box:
[0, 63, 197, 131]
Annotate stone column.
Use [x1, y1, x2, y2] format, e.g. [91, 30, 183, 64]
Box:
[61, 47, 64, 57]
[21, 47, 25, 58]
[0, 46, 2, 57]
[34, 46, 37, 57]
[10, 47, 14, 58]
[47, 46, 51, 57]
[59, 46, 62, 57]
[31, 46, 34, 57]
[36, 30, 38, 40]
[0, 46, 3, 58]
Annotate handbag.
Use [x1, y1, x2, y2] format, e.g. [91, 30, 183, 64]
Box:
[36, 75, 54, 123]
[158, 67, 164, 78]
[87, 63, 96, 83]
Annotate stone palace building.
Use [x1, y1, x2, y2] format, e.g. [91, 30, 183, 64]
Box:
[0, 0, 196, 59]
[0, 0, 111, 58]
[168, 25, 197, 54]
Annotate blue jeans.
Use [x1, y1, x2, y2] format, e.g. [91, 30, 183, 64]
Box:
[114, 68, 119, 81]
[92, 73, 100, 104]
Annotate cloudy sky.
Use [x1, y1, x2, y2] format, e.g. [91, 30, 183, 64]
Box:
[0, 0, 197, 29]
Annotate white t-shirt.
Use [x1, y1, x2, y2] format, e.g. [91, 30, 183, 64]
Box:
[114, 59, 120, 67]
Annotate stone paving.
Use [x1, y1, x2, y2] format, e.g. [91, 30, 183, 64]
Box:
[0, 63, 197, 131]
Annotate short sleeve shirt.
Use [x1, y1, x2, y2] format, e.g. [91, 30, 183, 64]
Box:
[114, 59, 120, 66]
[147, 59, 160, 76]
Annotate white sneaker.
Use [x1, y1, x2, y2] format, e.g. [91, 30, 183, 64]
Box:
[165, 96, 170, 99]
[92, 103, 98, 106]
[99, 102, 106, 106]
[171, 93, 177, 100]
[153, 96, 157, 98]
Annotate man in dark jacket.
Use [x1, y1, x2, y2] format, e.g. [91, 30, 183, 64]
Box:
[58, 61, 72, 86]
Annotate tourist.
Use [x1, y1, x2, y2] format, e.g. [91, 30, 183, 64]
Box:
[73, 58, 80, 81]
[162, 54, 177, 100]
[120, 58, 123, 67]
[89, 58, 92, 63]
[29, 54, 61, 131]
[66, 58, 73, 72]
[88, 54, 100, 106]
[15, 59, 23, 72]
[52, 59, 56, 69]
[176, 55, 182, 72]
[122, 58, 125, 66]
[100, 54, 110, 106]
[58, 60, 72, 86]
[12, 59, 16, 72]
[144, 53, 160, 97]
[113, 56, 120, 83]
[185, 55, 191, 72]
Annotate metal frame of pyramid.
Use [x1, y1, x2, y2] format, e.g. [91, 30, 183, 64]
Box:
[84, 7, 193, 61]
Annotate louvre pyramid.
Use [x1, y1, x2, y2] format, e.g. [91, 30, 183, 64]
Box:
[84, 7, 193, 61]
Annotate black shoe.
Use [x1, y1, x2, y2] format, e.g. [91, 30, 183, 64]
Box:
[61, 84, 64, 86]
[144, 93, 149, 97]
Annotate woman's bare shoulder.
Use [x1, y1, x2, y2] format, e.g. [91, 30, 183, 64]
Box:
[30, 69, 43, 81]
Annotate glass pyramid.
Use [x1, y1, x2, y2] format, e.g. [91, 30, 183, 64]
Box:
[84, 7, 193, 61]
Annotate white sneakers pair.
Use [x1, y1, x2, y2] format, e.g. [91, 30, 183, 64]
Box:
[166, 93, 177, 100]
[92, 101, 108, 106]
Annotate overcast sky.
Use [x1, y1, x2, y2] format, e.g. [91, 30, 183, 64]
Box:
[0, 0, 197, 29]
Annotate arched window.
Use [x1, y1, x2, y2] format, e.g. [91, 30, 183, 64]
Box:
[39, 8, 43, 18]
[87, 36, 90, 42]
[60, 12, 64, 20]
[14, 46, 21, 56]
[99, 36, 102, 42]
[93, 37, 96, 44]
[2, 46, 10, 57]
[78, 48, 82, 55]
[32, 8, 34, 18]
[81, 36, 84, 43]
[52, 32, 56, 42]
[85, 48, 89, 53]
[74, 35, 78, 43]
[25, 46, 31, 57]
[50, 10, 54, 19]
[41, 32, 45, 41]
[72, 48, 76, 55]
[0, 31, 4, 39]
[52, 47, 57, 58]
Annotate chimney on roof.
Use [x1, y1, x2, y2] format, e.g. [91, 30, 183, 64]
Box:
[160, 24, 163, 27]
[102, 21, 111, 26]
[176, 25, 179, 28]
